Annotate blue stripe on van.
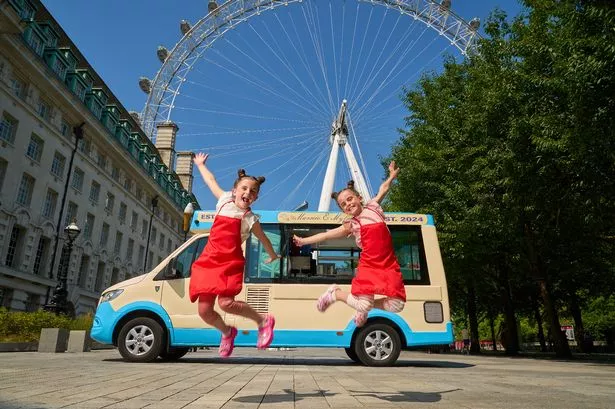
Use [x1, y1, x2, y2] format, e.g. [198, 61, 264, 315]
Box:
[171, 310, 452, 348]
[90, 301, 174, 345]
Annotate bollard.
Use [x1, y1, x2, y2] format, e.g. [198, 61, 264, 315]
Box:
[38, 328, 69, 353]
[67, 330, 91, 352]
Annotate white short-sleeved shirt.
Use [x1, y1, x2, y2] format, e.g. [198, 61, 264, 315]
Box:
[216, 191, 259, 243]
[343, 200, 385, 249]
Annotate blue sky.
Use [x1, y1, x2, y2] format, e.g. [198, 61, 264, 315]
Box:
[42, 0, 523, 212]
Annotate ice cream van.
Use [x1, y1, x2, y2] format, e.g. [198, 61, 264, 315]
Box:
[90, 209, 453, 366]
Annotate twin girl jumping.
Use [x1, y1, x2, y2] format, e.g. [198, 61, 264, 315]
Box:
[189, 152, 406, 358]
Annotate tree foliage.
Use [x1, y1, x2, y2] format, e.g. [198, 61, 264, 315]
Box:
[388, 0, 615, 356]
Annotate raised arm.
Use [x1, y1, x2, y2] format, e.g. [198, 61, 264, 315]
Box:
[193, 152, 224, 200]
[251, 221, 280, 263]
[372, 161, 400, 204]
[293, 224, 350, 247]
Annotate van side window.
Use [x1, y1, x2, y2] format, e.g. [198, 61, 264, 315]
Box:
[391, 227, 430, 285]
[245, 225, 283, 283]
[169, 237, 208, 279]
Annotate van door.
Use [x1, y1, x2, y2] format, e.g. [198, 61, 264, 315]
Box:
[158, 236, 224, 333]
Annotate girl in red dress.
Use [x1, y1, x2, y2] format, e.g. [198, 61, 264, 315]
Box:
[190, 153, 279, 357]
[293, 162, 405, 327]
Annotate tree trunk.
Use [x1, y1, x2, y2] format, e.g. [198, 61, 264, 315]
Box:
[489, 311, 497, 351]
[499, 264, 519, 355]
[533, 297, 547, 352]
[569, 292, 586, 353]
[524, 224, 571, 358]
[467, 279, 481, 354]
[538, 280, 572, 358]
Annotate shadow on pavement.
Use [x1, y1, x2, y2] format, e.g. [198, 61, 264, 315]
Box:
[233, 388, 461, 404]
[102, 356, 474, 368]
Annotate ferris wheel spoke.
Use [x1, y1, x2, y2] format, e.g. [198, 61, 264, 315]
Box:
[278, 146, 330, 210]
[343, 2, 361, 100]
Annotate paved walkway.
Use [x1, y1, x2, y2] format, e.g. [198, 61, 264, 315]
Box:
[0, 348, 613, 409]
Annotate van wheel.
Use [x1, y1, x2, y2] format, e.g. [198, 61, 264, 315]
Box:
[159, 347, 190, 361]
[117, 317, 165, 363]
[344, 347, 360, 363]
[354, 322, 401, 367]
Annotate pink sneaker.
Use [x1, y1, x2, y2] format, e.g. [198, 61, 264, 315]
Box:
[257, 314, 275, 349]
[316, 285, 338, 312]
[219, 327, 237, 358]
[354, 312, 368, 327]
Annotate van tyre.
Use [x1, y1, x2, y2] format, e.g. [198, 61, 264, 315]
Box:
[159, 347, 190, 361]
[118, 317, 165, 363]
[344, 347, 360, 363]
[354, 322, 401, 367]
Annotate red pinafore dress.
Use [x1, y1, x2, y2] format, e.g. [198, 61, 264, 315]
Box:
[351, 207, 406, 300]
[189, 201, 250, 302]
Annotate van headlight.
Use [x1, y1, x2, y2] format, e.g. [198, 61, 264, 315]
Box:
[100, 289, 124, 304]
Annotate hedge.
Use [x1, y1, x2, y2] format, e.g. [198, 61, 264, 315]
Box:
[0, 308, 93, 343]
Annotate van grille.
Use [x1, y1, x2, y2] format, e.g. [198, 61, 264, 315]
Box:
[246, 287, 270, 314]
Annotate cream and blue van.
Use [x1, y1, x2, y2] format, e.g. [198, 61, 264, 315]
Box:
[90, 210, 452, 366]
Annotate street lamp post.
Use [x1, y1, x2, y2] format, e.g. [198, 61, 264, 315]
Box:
[143, 195, 159, 271]
[44, 220, 81, 315]
[183, 202, 194, 242]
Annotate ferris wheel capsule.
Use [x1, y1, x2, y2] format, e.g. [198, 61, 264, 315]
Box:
[138, 77, 152, 94]
[469, 17, 480, 31]
[440, 0, 451, 11]
[157, 46, 169, 63]
[180, 20, 192, 35]
[128, 111, 141, 126]
[208, 1, 218, 13]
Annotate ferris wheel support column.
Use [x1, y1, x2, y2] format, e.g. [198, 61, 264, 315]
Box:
[342, 143, 371, 202]
[318, 140, 340, 211]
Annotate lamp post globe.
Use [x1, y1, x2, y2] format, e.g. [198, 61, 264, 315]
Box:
[183, 202, 194, 241]
[65, 220, 81, 242]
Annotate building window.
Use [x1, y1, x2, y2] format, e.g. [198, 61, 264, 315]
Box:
[130, 211, 138, 231]
[119, 202, 127, 224]
[127, 238, 135, 262]
[114, 231, 123, 255]
[141, 220, 148, 239]
[60, 120, 70, 137]
[52, 58, 66, 79]
[28, 33, 44, 55]
[37, 99, 51, 121]
[26, 134, 44, 162]
[10, 77, 26, 99]
[32, 236, 50, 275]
[123, 177, 132, 192]
[74, 81, 86, 101]
[50, 151, 66, 178]
[89, 181, 100, 203]
[105, 192, 115, 214]
[136, 186, 143, 202]
[84, 213, 95, 240]
[0, 112, 18, 144]
[159, 233, 165, 250]
[72, 167, 84, 191]
[167, 238, 172, 254]
[96, 152, 107, 170]
[94, 261, 105, 292]
[5, 225, 23, 267]
[41, 188, 58, 219]
[78, 137, 91, 155]
[24, 293, 40, 312]
[77, 254, 90, 288]
[137, 245, 145, 268]
[147, 251, 153, 271]
[0, 287, 13, 308]
[110, 268, 120, 286]
[0, 158, 7, 192]
[16, 173, 35, 206]
[111, 165, 120, 181]
[151, 227, 157, 244]
[100, 223, 109, 247]
[64, 201, 78, 227]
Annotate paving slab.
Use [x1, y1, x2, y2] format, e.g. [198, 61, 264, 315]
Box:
[0, 348, 613, 408]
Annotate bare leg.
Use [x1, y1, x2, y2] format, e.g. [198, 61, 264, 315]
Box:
[218, 296, 264, 325]
[197, 294, 232, 335]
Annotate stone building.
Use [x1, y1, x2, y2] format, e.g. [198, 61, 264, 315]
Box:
[0, 0, 198, 314]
